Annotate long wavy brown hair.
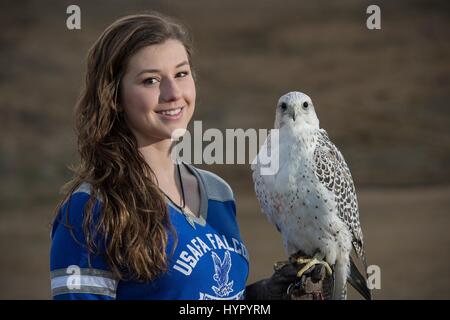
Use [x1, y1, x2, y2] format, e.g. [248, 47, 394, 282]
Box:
[55, 13, 193, 281]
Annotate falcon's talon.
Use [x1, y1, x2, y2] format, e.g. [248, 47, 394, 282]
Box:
[296, 257, 333, 278]
[312, 292, 325, 300]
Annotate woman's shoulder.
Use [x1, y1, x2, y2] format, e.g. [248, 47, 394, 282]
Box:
[62, 182, 102, 211]
[52, 182, 102, 234]
[72, 182, 94, 196]
[184, 163, 235, 203]
[66, 182, 103, 203]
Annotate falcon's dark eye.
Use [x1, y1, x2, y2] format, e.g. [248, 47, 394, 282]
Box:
[303, 101, 309, 109]
[280, 102, 287, 111]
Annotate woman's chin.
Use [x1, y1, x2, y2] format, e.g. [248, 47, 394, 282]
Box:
[157, 124, 189, 141]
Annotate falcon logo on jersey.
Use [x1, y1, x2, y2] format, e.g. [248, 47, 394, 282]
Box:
[211, 251, 234, 297]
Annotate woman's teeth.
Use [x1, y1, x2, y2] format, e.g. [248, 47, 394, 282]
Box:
[158, 107, 182, 116]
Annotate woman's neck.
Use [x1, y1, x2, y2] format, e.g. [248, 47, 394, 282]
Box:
[138, 139, 175, 180]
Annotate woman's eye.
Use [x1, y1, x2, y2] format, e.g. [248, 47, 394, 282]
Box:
[143, 77, 159, 85]
[176, 71, 189, 78]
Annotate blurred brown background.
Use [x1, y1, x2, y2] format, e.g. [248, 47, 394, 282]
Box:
[0, 0, 449, 299]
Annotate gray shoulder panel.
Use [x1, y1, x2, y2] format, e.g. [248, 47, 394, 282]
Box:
[74, 182, 92, 195]
[188, 166, 235, 203]
[72, 182, 103, 203]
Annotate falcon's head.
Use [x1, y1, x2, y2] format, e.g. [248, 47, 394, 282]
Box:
[274, 91, 319, 130]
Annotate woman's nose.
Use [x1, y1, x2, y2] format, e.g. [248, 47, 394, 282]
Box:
[160, 77, 182, 102]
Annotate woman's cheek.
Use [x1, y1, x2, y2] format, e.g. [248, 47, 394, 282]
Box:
[184, 80, 196, 108]
[133, 86, 158, 109]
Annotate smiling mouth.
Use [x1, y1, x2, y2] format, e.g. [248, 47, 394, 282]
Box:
[155, 106, 184, 117]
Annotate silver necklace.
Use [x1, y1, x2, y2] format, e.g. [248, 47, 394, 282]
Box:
[161, 163, 197, 228]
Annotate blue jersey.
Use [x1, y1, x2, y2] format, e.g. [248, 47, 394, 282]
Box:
[50, 164, 249, 300]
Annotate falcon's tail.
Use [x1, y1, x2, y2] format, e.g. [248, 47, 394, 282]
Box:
[348, 257, 372, 300]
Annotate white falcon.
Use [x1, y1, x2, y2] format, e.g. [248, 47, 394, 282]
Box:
[251, 91, 371, 300]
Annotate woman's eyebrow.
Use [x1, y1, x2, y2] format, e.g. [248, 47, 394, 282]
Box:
[136, 60, 189, 77]
[175, 60, 189, 68]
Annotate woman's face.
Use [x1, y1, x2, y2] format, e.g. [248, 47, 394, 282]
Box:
[120, 39, 196, 145]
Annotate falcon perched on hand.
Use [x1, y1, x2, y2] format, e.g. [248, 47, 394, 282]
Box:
[251, 91, 371, 300]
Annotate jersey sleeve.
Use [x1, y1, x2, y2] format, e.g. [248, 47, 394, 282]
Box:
[50, 191, 118, 300]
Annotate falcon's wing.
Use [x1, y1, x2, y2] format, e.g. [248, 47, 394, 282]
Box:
[211, 252, 222, 276]
[222, 251, 232, 283]
[223, 251, 232, 273]
[251, 134, 280, 231]
[313, 129, 365, 259]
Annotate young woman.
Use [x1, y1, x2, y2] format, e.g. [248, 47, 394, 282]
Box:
[50, 13, 304, 300]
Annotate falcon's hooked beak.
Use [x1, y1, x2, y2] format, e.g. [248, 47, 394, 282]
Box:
[292, 110, 296, 122]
